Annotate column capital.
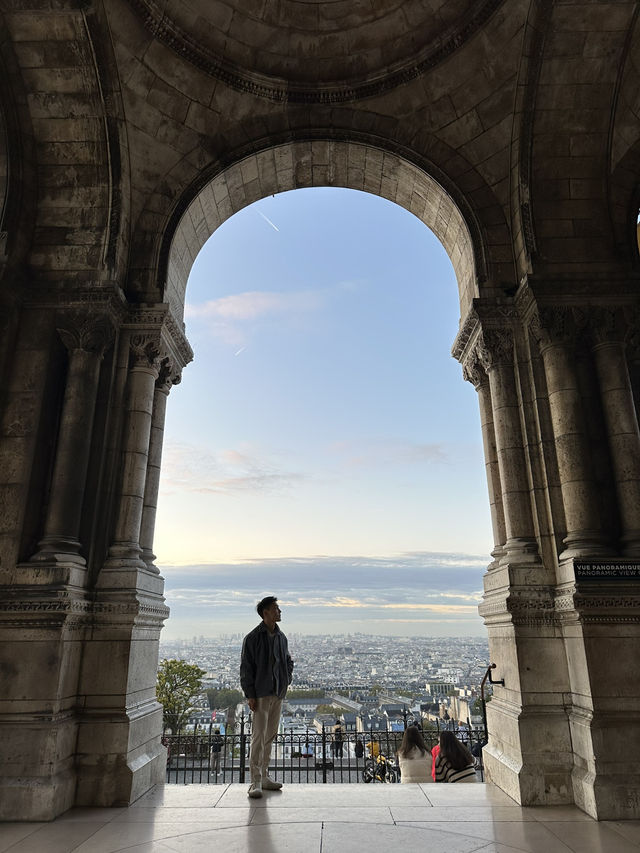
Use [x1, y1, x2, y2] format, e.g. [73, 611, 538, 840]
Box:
[56, 311, 115, 356]
[130, 333, 162, 374]
[124, 305, 194, 373]
[462, 348, 487, 389]
[528, 305, 578, 351]
[585, 305, 635, 348]
[156, 357, 182, 394]
[477, 328, 514, 372]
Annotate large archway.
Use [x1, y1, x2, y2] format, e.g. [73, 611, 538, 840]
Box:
[156, 183, 493, 638]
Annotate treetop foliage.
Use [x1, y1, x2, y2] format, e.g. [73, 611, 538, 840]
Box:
[156, 659, 206, 733]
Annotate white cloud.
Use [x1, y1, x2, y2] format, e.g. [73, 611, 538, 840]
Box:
[184, 288, 326, 348]
[187, 290, 324, 322]
[160, 441, 306, 497]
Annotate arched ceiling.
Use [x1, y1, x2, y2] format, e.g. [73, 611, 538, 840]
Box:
[126, 0, 504, 99]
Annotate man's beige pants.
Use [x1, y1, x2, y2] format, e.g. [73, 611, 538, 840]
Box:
[249, 695, 282, 783]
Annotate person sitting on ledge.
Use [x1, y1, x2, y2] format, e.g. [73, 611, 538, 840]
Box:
[434, 731, 477, 783]
[397, 724, 430, 783]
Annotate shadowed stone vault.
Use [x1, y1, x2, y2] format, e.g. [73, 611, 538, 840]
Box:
[1, 0, 640, 824]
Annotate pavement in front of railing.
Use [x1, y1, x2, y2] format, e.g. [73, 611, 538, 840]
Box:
[1, 782, 639, 853]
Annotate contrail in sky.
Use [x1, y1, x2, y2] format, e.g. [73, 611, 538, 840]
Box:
[258, 211, 280, 232]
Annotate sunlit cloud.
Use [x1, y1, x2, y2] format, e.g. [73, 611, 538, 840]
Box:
[187, 289, 324, 322]
[159, 550, 488, 637]
[184, 288, 327, 348]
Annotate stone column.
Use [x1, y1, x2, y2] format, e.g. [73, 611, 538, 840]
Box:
[530, 308, 608, 558]
[32, 315, 112, 566]
[140, 361, 180, 571]
[477, 329, 539, 562]
[472, 326, 573, 810]
[463, 354, 506, 564]
[105, 334, 160, 569]
[589, 310, 640, 556]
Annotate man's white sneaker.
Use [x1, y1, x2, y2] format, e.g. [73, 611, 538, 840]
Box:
[262, 777, 283, 790]
[248, 782, 263, 798]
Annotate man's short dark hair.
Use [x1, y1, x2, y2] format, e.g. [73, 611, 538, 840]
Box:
[257, 595, 278, 617]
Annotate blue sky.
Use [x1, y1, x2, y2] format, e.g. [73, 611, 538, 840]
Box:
[155, 187, 492, 637]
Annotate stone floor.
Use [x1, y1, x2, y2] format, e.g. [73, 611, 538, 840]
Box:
[1, 782, 639, 853]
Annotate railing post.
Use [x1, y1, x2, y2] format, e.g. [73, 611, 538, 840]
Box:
[239, 713, 247, 783]
[321, 723, 327, 783]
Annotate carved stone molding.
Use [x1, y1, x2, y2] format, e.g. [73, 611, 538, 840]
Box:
[555, 583, 640, 624]
[124, 306, 193, 372]
[451, 310, 480, 363]
[452, 301, 519, 366]
[0, 594, 169, 628]
[480, 585, 557, 627]
[163, 312, 194, 370]
[124, 0, 505, 105]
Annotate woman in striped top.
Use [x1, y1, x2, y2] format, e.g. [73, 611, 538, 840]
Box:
[434, 731, 477, 783]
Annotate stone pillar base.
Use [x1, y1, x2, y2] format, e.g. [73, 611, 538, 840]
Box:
[0, 768, 76, 823]
[572, 765, 640, 820]
[72, 564, 169, 810]
[0, 715, 78, 822]
[74, 703, 167, 807]
[483, 701, 574, 806]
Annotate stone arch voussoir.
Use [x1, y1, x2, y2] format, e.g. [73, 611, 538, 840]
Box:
[133, 134, 512, 327]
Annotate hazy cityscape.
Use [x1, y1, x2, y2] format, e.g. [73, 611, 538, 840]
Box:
[159, 633, 491, 736]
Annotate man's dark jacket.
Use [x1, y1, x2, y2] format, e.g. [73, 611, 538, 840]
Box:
[240, 622, 294, 700]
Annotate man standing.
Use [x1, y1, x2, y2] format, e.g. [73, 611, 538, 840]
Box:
[209, 727, 223, 778]
[240, 596, 294, 798]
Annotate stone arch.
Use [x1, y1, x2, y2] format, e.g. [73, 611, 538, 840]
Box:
[162, 139, 486, 328]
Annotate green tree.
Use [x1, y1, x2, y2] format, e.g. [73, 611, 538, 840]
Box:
[316, 704, 343, 716]
[156, 659, 206, 733]
[471, 696, 489, 715]
[205, 687, 243, 710]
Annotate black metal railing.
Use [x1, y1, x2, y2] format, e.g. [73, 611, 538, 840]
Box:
[163, 718, 487, 785]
